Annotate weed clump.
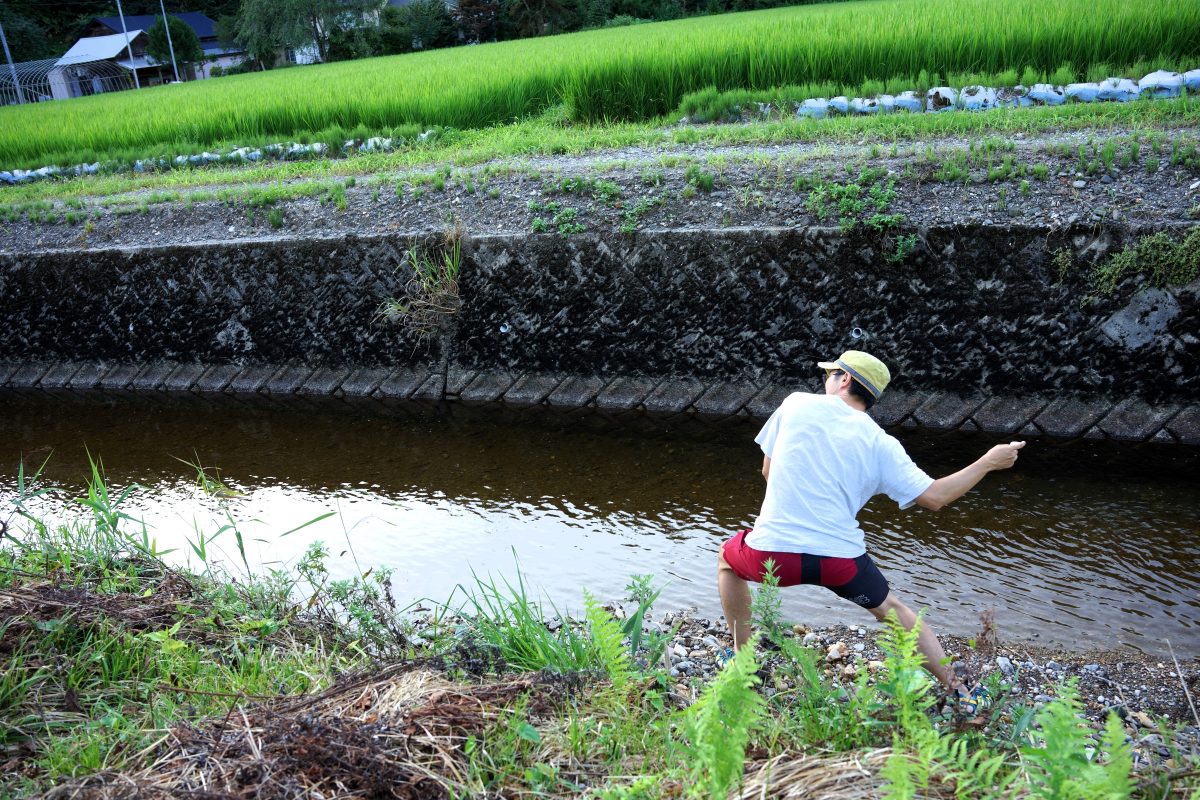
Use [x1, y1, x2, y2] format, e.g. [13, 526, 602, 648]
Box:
[1090, 228, 1200, 296]
[377, 227, 464, 336]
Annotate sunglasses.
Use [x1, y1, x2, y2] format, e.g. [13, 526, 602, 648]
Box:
[824, 369, 845, 380]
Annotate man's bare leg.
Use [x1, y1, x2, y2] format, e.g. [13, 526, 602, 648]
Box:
[717, 551, 753, 650]
[868, 592, 964, 691]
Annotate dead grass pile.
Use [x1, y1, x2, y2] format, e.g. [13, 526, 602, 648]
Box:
[737, 749, 902, 799]
[43, 668, 563, 800]
[0, 577, 192, 647]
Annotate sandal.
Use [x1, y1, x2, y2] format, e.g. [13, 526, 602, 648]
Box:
[957, 684, 990, 715]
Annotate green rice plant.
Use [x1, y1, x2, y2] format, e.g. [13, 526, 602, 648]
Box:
[9, 0, 1193, 168]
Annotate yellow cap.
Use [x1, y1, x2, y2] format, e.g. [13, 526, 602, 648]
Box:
[816, 350, 891, 399]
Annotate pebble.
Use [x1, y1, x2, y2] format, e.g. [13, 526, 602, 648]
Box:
[826, 642, 849, 662]
[1072, 180, 1087, 189]
[996, 656, 1016, 676]
[1047, 660, 1065, 672]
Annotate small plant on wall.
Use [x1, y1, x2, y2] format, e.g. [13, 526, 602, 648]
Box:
[378, 225, 464, 336]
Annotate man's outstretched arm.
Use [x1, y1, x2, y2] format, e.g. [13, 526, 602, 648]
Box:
[915, 441, 1025, 512]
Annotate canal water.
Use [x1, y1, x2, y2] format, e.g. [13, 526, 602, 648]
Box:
[2, 392, 1197, 656]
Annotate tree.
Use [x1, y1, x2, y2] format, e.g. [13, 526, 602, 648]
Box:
[235, 0, 381, 65]
[454, 0, 499, 43]
[400, 0, 456, 51]
[145, 15, 205, 76]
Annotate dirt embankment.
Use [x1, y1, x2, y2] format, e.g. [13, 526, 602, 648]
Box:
[2, 126, 1199, 255]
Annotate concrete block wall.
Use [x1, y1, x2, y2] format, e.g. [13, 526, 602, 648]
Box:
[1, 224, 1197, 443]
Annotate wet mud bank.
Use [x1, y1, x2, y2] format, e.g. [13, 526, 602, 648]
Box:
[1, 223, 1198, 443]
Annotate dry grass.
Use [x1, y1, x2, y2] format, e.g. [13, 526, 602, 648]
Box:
[40, 669, 562, 800]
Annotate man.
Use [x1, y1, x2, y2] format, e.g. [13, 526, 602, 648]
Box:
[717, 350, 1024, 700]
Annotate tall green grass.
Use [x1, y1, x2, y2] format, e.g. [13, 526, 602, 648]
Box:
[1, 0, 1197, 168]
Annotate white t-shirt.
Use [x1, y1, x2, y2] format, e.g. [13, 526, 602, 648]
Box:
[748, 392, 934, 558]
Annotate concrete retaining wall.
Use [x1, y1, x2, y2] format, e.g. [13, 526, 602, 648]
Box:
[2, 225, 1197, 443]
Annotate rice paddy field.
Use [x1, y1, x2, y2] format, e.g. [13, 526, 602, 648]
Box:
[1, 0, 1199, 170]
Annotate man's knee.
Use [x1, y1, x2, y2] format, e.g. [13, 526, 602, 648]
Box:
[868, 591, 908, 621]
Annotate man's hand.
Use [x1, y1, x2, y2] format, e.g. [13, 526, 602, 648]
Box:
[916, 441, 1026, 511]
[982, 441, 1025, 471]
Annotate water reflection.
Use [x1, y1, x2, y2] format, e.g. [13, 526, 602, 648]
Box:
[1, 391, 1197, 655]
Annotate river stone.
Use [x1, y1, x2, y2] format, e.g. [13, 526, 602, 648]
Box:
[996, 656, 1016, 676]
[1100, 287, 1181, 350]
[643, 378, 706, 415]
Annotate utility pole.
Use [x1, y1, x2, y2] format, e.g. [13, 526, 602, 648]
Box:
[115, 0, 141, 89]
[158, 0, 180, 82]
[0, 19, 27, 104]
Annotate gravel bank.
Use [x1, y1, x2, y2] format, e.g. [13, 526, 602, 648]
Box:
[2, 125, 1199, 254]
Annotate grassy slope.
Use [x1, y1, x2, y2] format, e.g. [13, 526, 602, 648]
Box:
[2, 96, 1198, 205]
[0, 0, 1197, 169]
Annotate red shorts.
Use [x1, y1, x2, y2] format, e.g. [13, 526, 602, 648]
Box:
[721, 529, 890, 609]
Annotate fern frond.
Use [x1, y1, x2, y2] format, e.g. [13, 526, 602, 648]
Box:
[1099, 712, 1135, 798]
[584, 591, 632, 689]
[685, 637, 765, 799]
